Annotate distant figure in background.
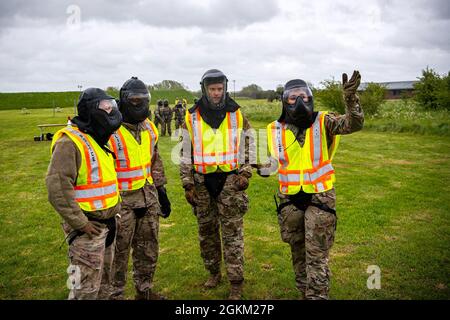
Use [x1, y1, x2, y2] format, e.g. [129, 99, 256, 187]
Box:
[173, 99, 186, 130]
[160, 99, 173, 136]
[154, 100, 163, 130]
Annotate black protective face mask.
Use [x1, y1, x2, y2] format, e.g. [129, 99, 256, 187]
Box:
[121, 99, 150, 124]
[89, 108, 122, 146]
[284, 96, 314, 129]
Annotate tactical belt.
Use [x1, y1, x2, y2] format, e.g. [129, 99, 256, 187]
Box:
[67, 215, 117, 248]
[274, 192, 336, 215]
[274, 193, 337, 231]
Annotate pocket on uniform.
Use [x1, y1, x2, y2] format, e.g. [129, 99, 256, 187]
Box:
[69, 232, 106, 270]
[235, 192, 249, 214]
[278, 206, 303, 244]
[306, 207, 336, 251]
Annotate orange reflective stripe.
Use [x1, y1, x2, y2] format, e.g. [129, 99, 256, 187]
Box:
[117, 129, 131, 168]
[109, 137, 120, 168]
[303, 160, 331, 173]
[319, 113, 324, 166]
[68, 130, 94, 184]
[281, 124, 289, 165]
[74, 180, 116, 190]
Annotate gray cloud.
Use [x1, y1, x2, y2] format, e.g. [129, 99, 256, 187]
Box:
[0, 0, 280, 29]
[0, 0, 448, 92]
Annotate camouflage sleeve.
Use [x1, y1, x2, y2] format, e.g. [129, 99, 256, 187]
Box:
[151, 144, 167, 187]
[45, 135, 89, 230]
[238, 115, 255, 178]
[179, 122, 194, 188]
[324, 95, 364, 135]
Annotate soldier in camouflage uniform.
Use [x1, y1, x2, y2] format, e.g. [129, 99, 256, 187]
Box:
[46, 88, 123, 299]
[173, 100, 186, 130]
[160, 99, 173, 136]
[108, 77, 171, 300]
[180, 69, 256, 300]
[154, 100, 163, 131]
[257, 71, 364, 300]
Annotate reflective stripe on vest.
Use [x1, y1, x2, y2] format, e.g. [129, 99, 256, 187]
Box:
[268, 112, 340, 194]
[109, 120, 158, 191]
[51, 127, 119, 211]
[187, 108, 242, 174]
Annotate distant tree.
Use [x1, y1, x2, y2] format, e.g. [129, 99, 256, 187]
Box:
[316, 78, 346, 114]
[106, 86, 119, 97]
[239, 84, 263, 99]
[359, 83, 386, 116]
[414, 67, 450, 110]
[266, 90, 277, 102]
[436, 72, 450, 110]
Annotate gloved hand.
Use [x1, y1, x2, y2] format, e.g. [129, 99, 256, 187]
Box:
[342, 70, 361, 102]
[234, 174, 249, 191]
[184, 184, 197, 206]
[157, 186, 171, 218]
[80, 221, 102, 239]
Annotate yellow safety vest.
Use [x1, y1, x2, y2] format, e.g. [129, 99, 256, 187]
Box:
[185, 108, 244, 174]
[109, 120, 158, 191]
[267, 111, 340, 194]
[51, 127, 120, 211]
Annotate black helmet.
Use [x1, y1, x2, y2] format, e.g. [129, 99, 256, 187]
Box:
[200, 69, 228, 110]
[163, 99, 169, 107]
[77, 88, 115, 121]
[280, 79, 315, 129]
[72, 87, 122, 146]
[119, 76, 150, 124]
[157, 99, 163, 106]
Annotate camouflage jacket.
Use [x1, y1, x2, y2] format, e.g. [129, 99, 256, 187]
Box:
[179, 109, 256, 188]
[161, 106, 173, 121]
[174, 105, 186, 121]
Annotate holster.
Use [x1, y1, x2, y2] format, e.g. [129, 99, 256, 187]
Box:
[204, 170, 237, 198]
[133, 207, 148, 219]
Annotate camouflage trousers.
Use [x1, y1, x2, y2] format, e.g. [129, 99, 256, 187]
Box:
[154, 118, 160, 131]
[109, 203, 160, 299]
[62, 221, 115, 300]
[192, 172, 249, 284]
[160, 121, 172, 136]
[175, 119, 184, 130]
[277, 188, 337, 300]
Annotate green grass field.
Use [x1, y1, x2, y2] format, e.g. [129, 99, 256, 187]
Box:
[0, 101, 449, 300]
[0, 89, 195, 111]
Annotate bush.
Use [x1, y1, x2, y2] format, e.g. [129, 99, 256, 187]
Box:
[316, 79, 346, 114]
[414, 67, 450, 110]
[359, 82, 386, 116]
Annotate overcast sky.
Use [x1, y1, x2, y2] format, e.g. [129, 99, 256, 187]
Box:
[0, 0, 449, 93]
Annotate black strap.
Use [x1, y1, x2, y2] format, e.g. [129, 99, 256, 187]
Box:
[203, 170, 237, 198]
[275, 193, 336, 216]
